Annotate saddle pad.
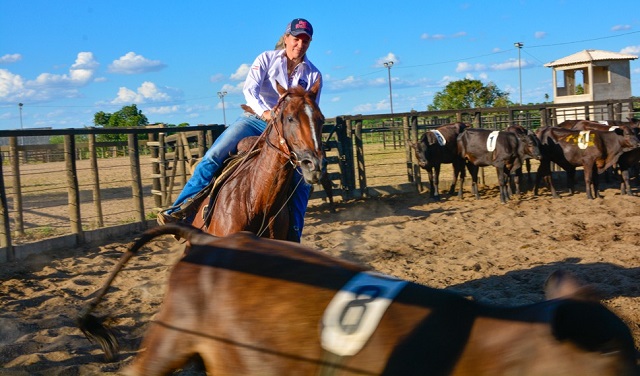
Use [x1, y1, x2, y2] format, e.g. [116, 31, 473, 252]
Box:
[321, 271, 408, 357]
[486, 131, 500, 152]
[578, 130, 591, 149]
[431, 129, 446, 146]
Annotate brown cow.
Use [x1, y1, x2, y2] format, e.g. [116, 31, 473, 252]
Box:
[457, 128, 539, 203]
[557, 120, 640, 193]
[410, 122, 469, 200]
[534, 126, 640, 199]
[78, 224, 639, 376]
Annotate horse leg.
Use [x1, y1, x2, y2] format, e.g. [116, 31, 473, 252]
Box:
[124, 322, 196, 376]
[525, 159, 532, 185]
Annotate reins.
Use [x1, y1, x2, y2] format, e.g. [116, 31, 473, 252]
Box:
[203, 90, 308, 235]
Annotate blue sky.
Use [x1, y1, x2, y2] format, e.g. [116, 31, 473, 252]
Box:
[1, 1, 639, 131]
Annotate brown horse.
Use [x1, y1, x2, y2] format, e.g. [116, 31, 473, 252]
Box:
[78, 224, 638, 375]
[190, 79, 324, 239]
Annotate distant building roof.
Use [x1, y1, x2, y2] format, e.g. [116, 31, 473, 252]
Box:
[544, 49, 638, 68]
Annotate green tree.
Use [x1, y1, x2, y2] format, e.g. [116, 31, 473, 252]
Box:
[93, 104, 149, 141]
[428, 79, 512, 110]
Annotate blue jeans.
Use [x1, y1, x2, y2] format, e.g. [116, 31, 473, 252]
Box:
[170, 112, 311, 239]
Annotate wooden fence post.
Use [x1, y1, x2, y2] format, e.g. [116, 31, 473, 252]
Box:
[148, 131, 163, 209]
[334, 117, 355, 199]
[9, 137, 24, 237]
[614, 102, 622, 121]
[64, 134, 84, 243]
[198, 131, 207, 157]
[0, 151, 13, 260]
[88, 134, 104, 228]
[409, 115, 422, 190]
[128, 134, 146, 228]
[402, 116, 414, 184]
[354, 119, 367, 197]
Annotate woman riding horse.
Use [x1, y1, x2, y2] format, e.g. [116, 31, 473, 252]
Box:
[158, 18, 322, 242]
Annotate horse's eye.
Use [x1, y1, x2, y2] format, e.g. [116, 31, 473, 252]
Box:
[287, 116, 295, 122]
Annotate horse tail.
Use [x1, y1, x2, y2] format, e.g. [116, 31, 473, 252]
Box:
[77, 223, 207, 361]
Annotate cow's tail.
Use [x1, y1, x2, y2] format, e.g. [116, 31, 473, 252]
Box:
[77, 223, 208, 361]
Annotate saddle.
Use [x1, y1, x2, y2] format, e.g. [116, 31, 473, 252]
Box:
[168, 147, 261, 226]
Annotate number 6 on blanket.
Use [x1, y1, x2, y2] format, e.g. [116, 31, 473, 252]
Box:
[321, 272, 408, 357]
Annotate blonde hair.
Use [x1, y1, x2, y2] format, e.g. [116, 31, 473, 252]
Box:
[274, 33, 287, 50]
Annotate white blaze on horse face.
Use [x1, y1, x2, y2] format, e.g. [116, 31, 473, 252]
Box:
[304, 104, 320, 151]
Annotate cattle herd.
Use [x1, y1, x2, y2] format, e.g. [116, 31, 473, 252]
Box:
[410, 118, 640, 202]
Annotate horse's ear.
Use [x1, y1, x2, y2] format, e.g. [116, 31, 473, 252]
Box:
[276, 81, 287, 96]
[308, 77, 322, 101]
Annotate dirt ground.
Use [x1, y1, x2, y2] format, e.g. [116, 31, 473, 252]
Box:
[0, 177, 639, 374]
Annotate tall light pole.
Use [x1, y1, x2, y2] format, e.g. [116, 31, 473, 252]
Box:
[383, 61, 394, 115]
[18, 103, 23, 129]
[514, 42, 523, 105]
[217, 91, 227, 126]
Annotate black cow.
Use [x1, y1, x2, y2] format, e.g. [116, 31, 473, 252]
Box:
[505, 125, 542, 191]
[534, 126, 640, 199]
[410, 122, 468, 200]
[457, 128, 537, 203]
[617, 147, 640, 195]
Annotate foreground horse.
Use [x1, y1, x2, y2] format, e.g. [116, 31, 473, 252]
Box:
[190, 79, 324, 239]
[78, 224, 638, 375]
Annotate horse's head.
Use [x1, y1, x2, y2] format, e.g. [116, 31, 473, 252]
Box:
[273, 79, 325, 184]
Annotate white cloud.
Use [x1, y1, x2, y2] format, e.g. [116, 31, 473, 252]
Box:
[32, 52, 98, 87]
[534, 31, 546, 39]
[0, 69, 30, 101]
[328, 75, 366, 91]
[108, 52, 166, 74]
[146, 105, 180, 115]
[375, 53, 400, 68]
[230, 63, 250, 81]
[491, 58, 525, 71]
[220, 82, 244, 94]
[612, 24, 631, 31]
[375, 99, 390, 111]
[111, 81, 173, 104]
[352, 103, 373, 113]
[456, 62, 487, 72]
[0, 54, 22, 64]
[421, 32, 465, 40]
[620, 46, 640, 54]
[210, 73, 225, 83]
